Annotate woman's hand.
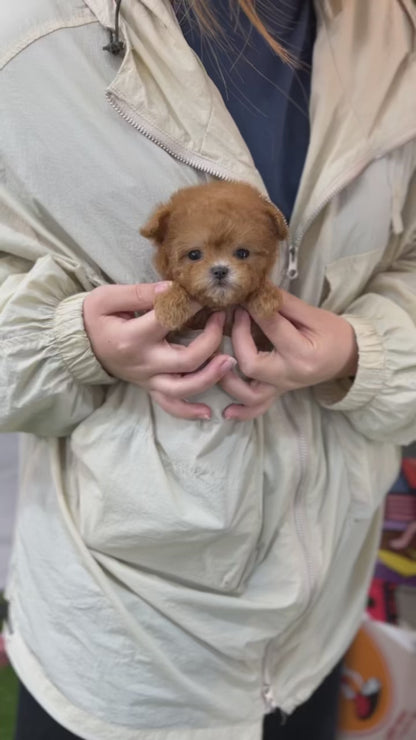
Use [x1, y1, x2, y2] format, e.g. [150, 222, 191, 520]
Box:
[83, 282, 235, 420]
[220, 290, 358, 420]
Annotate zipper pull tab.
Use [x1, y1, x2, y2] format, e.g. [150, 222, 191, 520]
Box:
[262, 683, 277, 713]
[287, 244, 299, 281]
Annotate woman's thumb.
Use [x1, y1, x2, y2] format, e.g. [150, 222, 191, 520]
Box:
[92, 282, 172, 315]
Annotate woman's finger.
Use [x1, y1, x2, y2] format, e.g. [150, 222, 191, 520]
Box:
[133, 310, 226, 366]
[150, 391, 212, 420]
[219, 371, 276, 405]
[125, 293, 205, 345]
[223, 396, 277, 421]
[277, 290, 321, 327]
[161, 312, 226, 373]
[240, 305, 302, 352]
[231, 308, 258, 355]
[171, 311, 225, 373]
[92, 282, 171, 315]
[150, 355, 237, 397]
[230, 309, 285, 384]
[125, 307, 174, 343]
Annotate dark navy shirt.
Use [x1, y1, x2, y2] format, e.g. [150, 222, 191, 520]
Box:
[176, 1, 316, 222]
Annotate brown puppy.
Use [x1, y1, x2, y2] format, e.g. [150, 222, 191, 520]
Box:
[140, 181, 287, 332]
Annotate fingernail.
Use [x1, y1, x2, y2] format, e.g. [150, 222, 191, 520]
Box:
[211, 311, 226, 326]
[219, 357, 237, 373]
[236, 307, 248, 321]
[199, 413, 211, 420]
[155, 281, 172, 294]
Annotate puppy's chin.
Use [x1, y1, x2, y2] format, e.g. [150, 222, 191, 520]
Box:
[196, 285, 247, 309]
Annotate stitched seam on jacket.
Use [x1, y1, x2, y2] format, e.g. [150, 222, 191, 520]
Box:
[0, 11, 97, 71]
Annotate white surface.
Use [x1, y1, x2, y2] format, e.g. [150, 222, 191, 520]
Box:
[0, 434, 18, 589]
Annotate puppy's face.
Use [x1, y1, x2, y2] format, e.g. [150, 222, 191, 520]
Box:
[141, 182, 287, 309]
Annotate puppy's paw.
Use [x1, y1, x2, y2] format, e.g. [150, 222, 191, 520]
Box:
[154, 284, 194, 331]
[247, 283, 281, 319]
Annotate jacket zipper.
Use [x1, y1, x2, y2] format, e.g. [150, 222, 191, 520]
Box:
[290, 400, 314, 595]
[285, 394, 315, 604]
[259, 393, 315, 713]
[106, 91, 235, 182]
[262, 660, 287, 723]
[262, 678, 277, 714]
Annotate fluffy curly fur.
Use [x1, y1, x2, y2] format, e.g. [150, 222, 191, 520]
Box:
[140, 181, 287, 331]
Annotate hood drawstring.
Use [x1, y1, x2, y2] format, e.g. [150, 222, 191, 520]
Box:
[103, 0, 125, 55]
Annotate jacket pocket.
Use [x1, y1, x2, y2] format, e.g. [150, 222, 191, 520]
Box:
[328, 412, 401, 525]
[319, 248, 381, 314]
[68, 382, 265, 594]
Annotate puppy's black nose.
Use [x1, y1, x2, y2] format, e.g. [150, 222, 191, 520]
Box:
[211, 265, 229, 280]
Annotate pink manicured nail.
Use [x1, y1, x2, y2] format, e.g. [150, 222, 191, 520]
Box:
[235, 308, 248, 322]
[219, 357, 237, 374]
[155, 281, 172, 294]
[211, 311, 226, 326]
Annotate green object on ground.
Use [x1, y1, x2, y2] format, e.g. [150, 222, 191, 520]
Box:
[0, 663, 18, 740]
[0, 592, 18, 740]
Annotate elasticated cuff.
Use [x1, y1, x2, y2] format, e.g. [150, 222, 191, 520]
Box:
[314, 314, 387, 411]
[54, 293, 116, 386]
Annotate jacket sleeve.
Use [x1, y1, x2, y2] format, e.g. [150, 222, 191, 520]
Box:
[0, 186, 115, 438]
[314, 171, 416, 445]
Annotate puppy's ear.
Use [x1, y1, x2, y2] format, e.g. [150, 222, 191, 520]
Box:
[265, 202, 288, 241]
[140, 203, 171, 245]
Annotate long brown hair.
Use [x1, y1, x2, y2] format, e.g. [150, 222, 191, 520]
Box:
[182, 0, 294, 65]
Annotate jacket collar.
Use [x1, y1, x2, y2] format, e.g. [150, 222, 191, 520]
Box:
[289, 0, 416, 239]
[84, 0, 416, 237]
[86, 0, 267, 190]
[84, 0, 114, 29]
[320, 0, 344, 20]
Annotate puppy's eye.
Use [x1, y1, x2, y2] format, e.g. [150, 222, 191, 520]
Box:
[234, 248, 250, 260]
[187, 249, 203, 261]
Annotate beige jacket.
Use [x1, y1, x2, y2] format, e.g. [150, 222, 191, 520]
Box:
[1, 1, 416, 739]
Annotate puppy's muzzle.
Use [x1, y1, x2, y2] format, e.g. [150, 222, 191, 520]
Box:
[210, 265, 229, 283]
